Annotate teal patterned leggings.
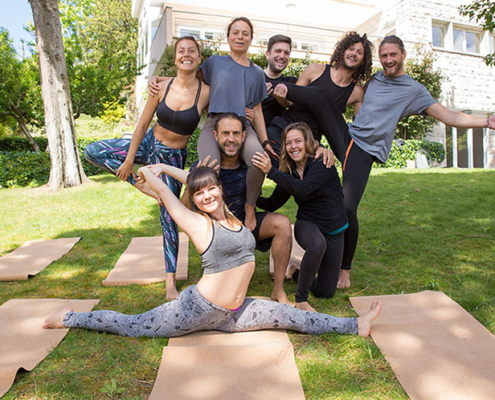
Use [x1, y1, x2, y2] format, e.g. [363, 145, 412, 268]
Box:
[84, 128, 187, 273]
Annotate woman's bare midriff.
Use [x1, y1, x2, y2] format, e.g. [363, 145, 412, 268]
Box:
[152, 123, 191, 149]
[196, 261, 255, 310]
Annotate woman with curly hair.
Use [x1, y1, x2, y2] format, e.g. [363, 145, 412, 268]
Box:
[265, 31, 373, 156]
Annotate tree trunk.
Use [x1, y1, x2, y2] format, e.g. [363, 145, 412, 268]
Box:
[29, 0, 88, 189]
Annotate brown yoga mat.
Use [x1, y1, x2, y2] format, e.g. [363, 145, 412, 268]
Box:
[149, 330, 305, 400]
[102, 234, 188, 286]
[350, 291, 495, 400]
[0, 298, 100, 397]
[0, 237, 81, 281]
[269, 225, 304, 276]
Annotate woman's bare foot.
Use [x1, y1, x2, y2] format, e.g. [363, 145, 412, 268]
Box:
[135, 180, 162, 205]
[295, 301, 316, 312]
[166, 273, 179, 300]
[271, 289, 293, 306]
[244, 204, 257, 231]
[337, 269, 351, 289]
[42, 308, 72, 329]
[357, 300, 382, 337]
[285, 264, 298, 280]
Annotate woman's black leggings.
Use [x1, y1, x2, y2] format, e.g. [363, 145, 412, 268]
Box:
[285, 84, 375, 270]
[293, 220, 345, 303]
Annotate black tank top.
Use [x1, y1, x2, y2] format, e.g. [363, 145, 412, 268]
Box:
[285, 65, 355, 138]
[155, 78, 202, 136]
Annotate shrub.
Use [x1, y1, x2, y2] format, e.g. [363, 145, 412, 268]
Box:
[374, 139, 446, 168]
[0, 136, 48, 152]
[0, 135, 122, 188]
[185, 128, 200, 167]
[0, 151, 50, 188]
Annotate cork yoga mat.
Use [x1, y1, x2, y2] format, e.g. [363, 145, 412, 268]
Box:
[0, 298, 100, 397]
[103, 234, 188, 286]
[149, 330, 305, 400]
[351, 291, 495, 400]
[0, 238, 81, 281]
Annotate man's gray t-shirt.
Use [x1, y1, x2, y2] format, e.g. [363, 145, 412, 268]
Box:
[349, 71, 437, 163]
[200, 55, 267, 117]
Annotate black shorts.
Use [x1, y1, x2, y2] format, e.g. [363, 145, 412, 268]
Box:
[251, 211, 273, 253]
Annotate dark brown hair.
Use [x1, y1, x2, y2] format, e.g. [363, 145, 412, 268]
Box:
[227, 17, 254, 39]
[330, 31, 373, 85]
[267, 34, 292, 52]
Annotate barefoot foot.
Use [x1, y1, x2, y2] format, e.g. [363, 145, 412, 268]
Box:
[295, 301, 316, 312]
[271, 289, 293, 306]
[166, 273, 179, 300]
[285, 264, 298, 280]
[337, 269, 351, 289]
[244, 204, 256, 231]
[43, 308, 72, 329]
[357, 300, 382, 337]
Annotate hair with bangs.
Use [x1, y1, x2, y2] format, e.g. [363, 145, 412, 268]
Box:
[186, 166, 241, 226]
[330, 31, 373, 85]
[279, 122, 318, 175]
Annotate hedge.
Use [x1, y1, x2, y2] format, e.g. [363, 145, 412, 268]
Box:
[0, 136, 446, 188]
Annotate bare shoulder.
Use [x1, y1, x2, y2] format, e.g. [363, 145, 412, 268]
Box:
[347, 84, 364, 105]
[297, 63, 326, 85]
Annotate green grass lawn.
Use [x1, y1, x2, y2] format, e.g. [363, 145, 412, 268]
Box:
[1, 168, 494, 399]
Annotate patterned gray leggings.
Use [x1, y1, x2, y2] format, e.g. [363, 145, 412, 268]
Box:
[63, 285, 358, 337]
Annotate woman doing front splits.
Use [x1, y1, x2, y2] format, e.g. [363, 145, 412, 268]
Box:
[84, 37, 209, 300]
[43, 165, 381, 338]
[254, 123, 348, 312]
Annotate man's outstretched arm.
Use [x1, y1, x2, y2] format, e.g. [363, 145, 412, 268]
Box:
[425, 103, 494, 129]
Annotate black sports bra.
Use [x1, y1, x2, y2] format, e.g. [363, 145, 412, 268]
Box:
[155, 78, 202, 136]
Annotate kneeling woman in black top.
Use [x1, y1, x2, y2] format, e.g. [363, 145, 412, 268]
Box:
[253, 122, 348, 312]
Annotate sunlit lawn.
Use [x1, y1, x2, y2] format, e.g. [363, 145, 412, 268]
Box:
[1, 168, 494, 399]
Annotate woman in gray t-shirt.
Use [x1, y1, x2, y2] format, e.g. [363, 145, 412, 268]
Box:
[197, 17, 277, 231]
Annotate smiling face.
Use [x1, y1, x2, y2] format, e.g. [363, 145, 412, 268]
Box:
[192, 184, 223, 214]
[343, 42, 365, 71]
[379, 43, 406, 77]
[266, 42, 291, 74]
[174, 38, 201, 71]
[227, 20, 253, 53]
[285, 129, 307, 166]
[213, 117, 246, 159]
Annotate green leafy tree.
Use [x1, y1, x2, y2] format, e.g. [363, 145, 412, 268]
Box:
[459, 0, 495, 66]
[57, 0, 140, 118]
[0, 29, 43, 151]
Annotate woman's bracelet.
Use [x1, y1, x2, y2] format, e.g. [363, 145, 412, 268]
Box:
[261, 140, 273, 149]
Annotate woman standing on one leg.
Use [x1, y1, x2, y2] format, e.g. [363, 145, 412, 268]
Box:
[253, 123, 348, 312]
[44, 164, 381, 337]
[84, 37, 209, 300]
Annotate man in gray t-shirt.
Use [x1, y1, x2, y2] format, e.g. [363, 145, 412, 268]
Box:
[284, 35, 494, 289]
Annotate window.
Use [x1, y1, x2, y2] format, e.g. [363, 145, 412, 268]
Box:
[432, 24, 445, 48]
[454, 28, 479, 53]
[180, 29, 201, 39]
[205, 32, 214, 40]
[301, 43, 318, 52]
[432, 20, 481, 54]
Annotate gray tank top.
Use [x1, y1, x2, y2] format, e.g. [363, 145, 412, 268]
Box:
[200, 222, 256, 274]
